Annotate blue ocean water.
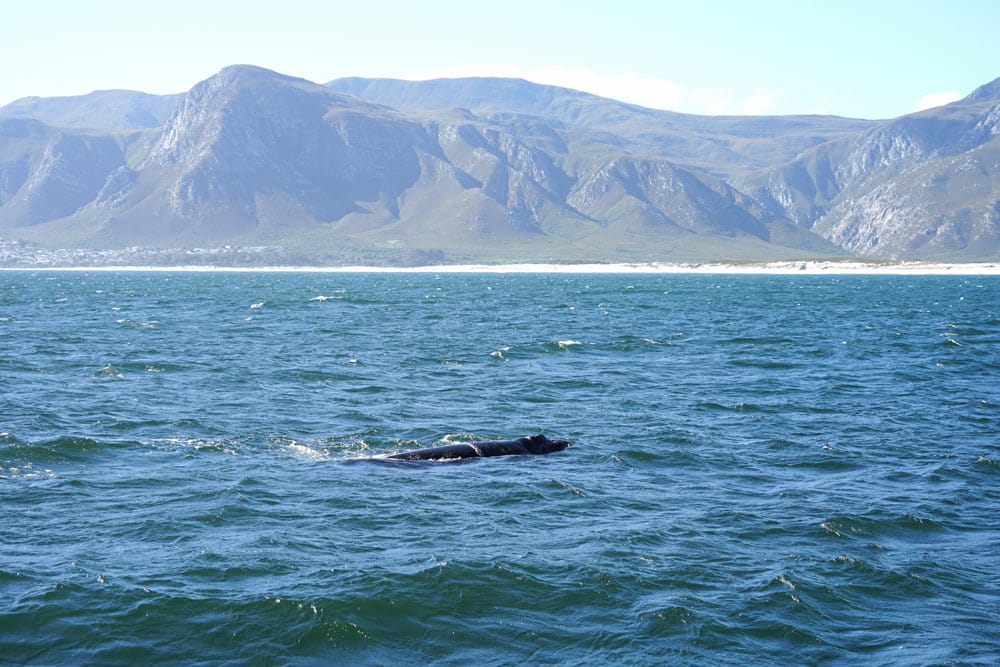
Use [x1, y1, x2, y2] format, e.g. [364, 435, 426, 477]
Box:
[1, 270, 998, 665]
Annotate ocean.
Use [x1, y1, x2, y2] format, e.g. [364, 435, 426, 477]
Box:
[2, 270, 998, 665]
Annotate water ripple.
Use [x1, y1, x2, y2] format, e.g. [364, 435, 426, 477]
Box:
[1, 271, 998, 664]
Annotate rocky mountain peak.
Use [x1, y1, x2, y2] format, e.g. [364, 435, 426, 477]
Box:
[200, 64, 320, 93]
[143, 65, 352, 168]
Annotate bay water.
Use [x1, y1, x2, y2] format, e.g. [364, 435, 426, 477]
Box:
[2, 270, 998, 665]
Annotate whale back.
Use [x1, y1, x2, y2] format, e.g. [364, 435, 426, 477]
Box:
[385, 434, 571, 461]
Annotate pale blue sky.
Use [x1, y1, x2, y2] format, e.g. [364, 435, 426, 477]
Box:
[3, 0, 998, 118]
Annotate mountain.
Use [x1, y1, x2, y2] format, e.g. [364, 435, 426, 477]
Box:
[739, 77, 1000, 259]
[328, 76, 877, 180]
[0, 118, 133, 226]
[0, 90, 182, 129]
[1, 65, 998, 264]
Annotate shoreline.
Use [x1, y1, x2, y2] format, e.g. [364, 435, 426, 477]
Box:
[2, 260, 1000, 274]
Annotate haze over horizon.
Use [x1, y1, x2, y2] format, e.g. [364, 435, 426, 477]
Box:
[3, 0, 999, 119]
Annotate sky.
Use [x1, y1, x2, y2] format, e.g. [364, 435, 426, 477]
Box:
[2, 0, 999, 119]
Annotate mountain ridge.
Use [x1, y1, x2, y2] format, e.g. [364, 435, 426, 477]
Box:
[0, 89, 182, 130]
[327, 76, 878, 179]
[1, 64, 998, 264]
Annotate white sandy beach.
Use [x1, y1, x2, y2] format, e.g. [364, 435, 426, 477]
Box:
[354, 260, 1000, 275]
[6, 260, 1000, 274]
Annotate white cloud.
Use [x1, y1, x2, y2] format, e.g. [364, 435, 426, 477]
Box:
[740, 89, 776, 115]
[408, 63, 781, 116]
[914, 91, 961, 112]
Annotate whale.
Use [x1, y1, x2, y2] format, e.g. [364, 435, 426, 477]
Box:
[385, 434, 571, 461]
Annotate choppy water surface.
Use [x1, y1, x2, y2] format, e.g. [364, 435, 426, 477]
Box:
[2, 270, 998, 665]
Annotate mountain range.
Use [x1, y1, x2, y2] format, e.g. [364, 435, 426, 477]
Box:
[1, 64, 998, 265]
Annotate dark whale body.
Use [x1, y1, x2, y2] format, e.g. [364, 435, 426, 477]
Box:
[386, 434, 571, 461]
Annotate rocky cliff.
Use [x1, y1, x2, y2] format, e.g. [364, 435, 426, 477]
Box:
[740, 78, 1000, 259]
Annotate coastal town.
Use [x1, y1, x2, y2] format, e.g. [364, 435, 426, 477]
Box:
[0, 239, 296, 267]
